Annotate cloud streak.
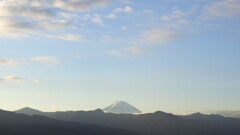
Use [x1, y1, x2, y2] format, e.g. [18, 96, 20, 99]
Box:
[0, 76, 26, 84]
[138, 28, 183, 45]
[108, 47, 144, 58]
[32, 56, 60, 65]
[0, 76, 40, 84]
[0, 57, 26, 67]
[48, 34, 82, 42]
[53, 0, 111, 12]
[0, 56, 60, 67]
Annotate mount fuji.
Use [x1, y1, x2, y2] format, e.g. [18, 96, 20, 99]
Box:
[103, 101, 141, 114]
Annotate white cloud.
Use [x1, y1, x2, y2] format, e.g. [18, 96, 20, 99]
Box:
[113, 7, 123, 13]
[32, 56, 60, 65]
[108, 13, 117, 19]
[92, 14, 104, 26]
[113, 6, 133, 13]
[48, 34, 82, 42]
[59, 12, 79, 19]
[39, 20, 75, 31]
[0, 57, 25, 67]
[108, 5, 133, 19]
[108, 47, 143, 58]
[0, 56, 60, 68]
[161, 9, 188, 21]
[108, 50, 126, 58]
[202, 0, 240, 18]
[138, 28, 182, 44]
[53, 0, 111, 12]
[124, 6, 133, 13]
[0, 18, 78, 38]
[32, 79, 41, 84]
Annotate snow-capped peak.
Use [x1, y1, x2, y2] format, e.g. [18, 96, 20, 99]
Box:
[103, 101, 141, 114]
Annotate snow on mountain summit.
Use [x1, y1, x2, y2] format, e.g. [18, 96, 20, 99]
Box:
[103, 101, 141, 114]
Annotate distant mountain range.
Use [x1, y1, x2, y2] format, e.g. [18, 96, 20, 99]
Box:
[206, 110, 240, 118]
[15, 107, 240, 135]
[0, 109, 138, 135]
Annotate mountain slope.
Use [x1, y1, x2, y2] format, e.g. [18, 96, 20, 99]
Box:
[0, 109, 139, 135]
[103, 101, 141, 114]
[15, 107, 44, 115]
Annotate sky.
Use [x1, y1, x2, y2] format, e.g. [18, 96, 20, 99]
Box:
[0, 0, 240, 114]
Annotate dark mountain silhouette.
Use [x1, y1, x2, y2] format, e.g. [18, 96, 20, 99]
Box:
[183, 112, 225, 121]
[209, 110, 240, 118]
[0, 109, 138, 135]
[15, 108, 240, 135]
[182, 112, 240, 135]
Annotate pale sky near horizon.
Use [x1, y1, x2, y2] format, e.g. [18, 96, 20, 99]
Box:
[0, 0, 240, 114]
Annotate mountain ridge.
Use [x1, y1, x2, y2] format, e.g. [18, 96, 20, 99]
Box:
[14, 107, 240, 135]
[0, 109, 139, 135]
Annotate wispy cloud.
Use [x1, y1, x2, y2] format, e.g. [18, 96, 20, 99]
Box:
[48, 34, 82, 42]
[0, 18, 37, 38]
[0, 56, 60, 68]
[0, 76, 26, 84]
[32, 79, 41, 84]
[108, 50, 126, 58]
[108, 47, 144, 58]
[125, 47, 143, 55]
[161, 9, 189, 21]
[0, 57, 26, 67]
[113, 6, 133, 13]
[134, 8, 192, 45]
[53, 0, 111, 12]
[32, 56, 60, 65]
[138, 28, 183, 45]
[202, 0, 240, 18]
[91, 14, 104, 26]
[0, 4, 55, 19]
[0, 0, 113, 39]
[0, 76, 40, 84]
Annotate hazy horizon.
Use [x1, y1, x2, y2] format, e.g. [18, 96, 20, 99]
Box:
[0, 0, 240, 114]
[4, 102, 240, 116]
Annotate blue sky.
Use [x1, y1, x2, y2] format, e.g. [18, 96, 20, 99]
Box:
[0, 0, 240, 114]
